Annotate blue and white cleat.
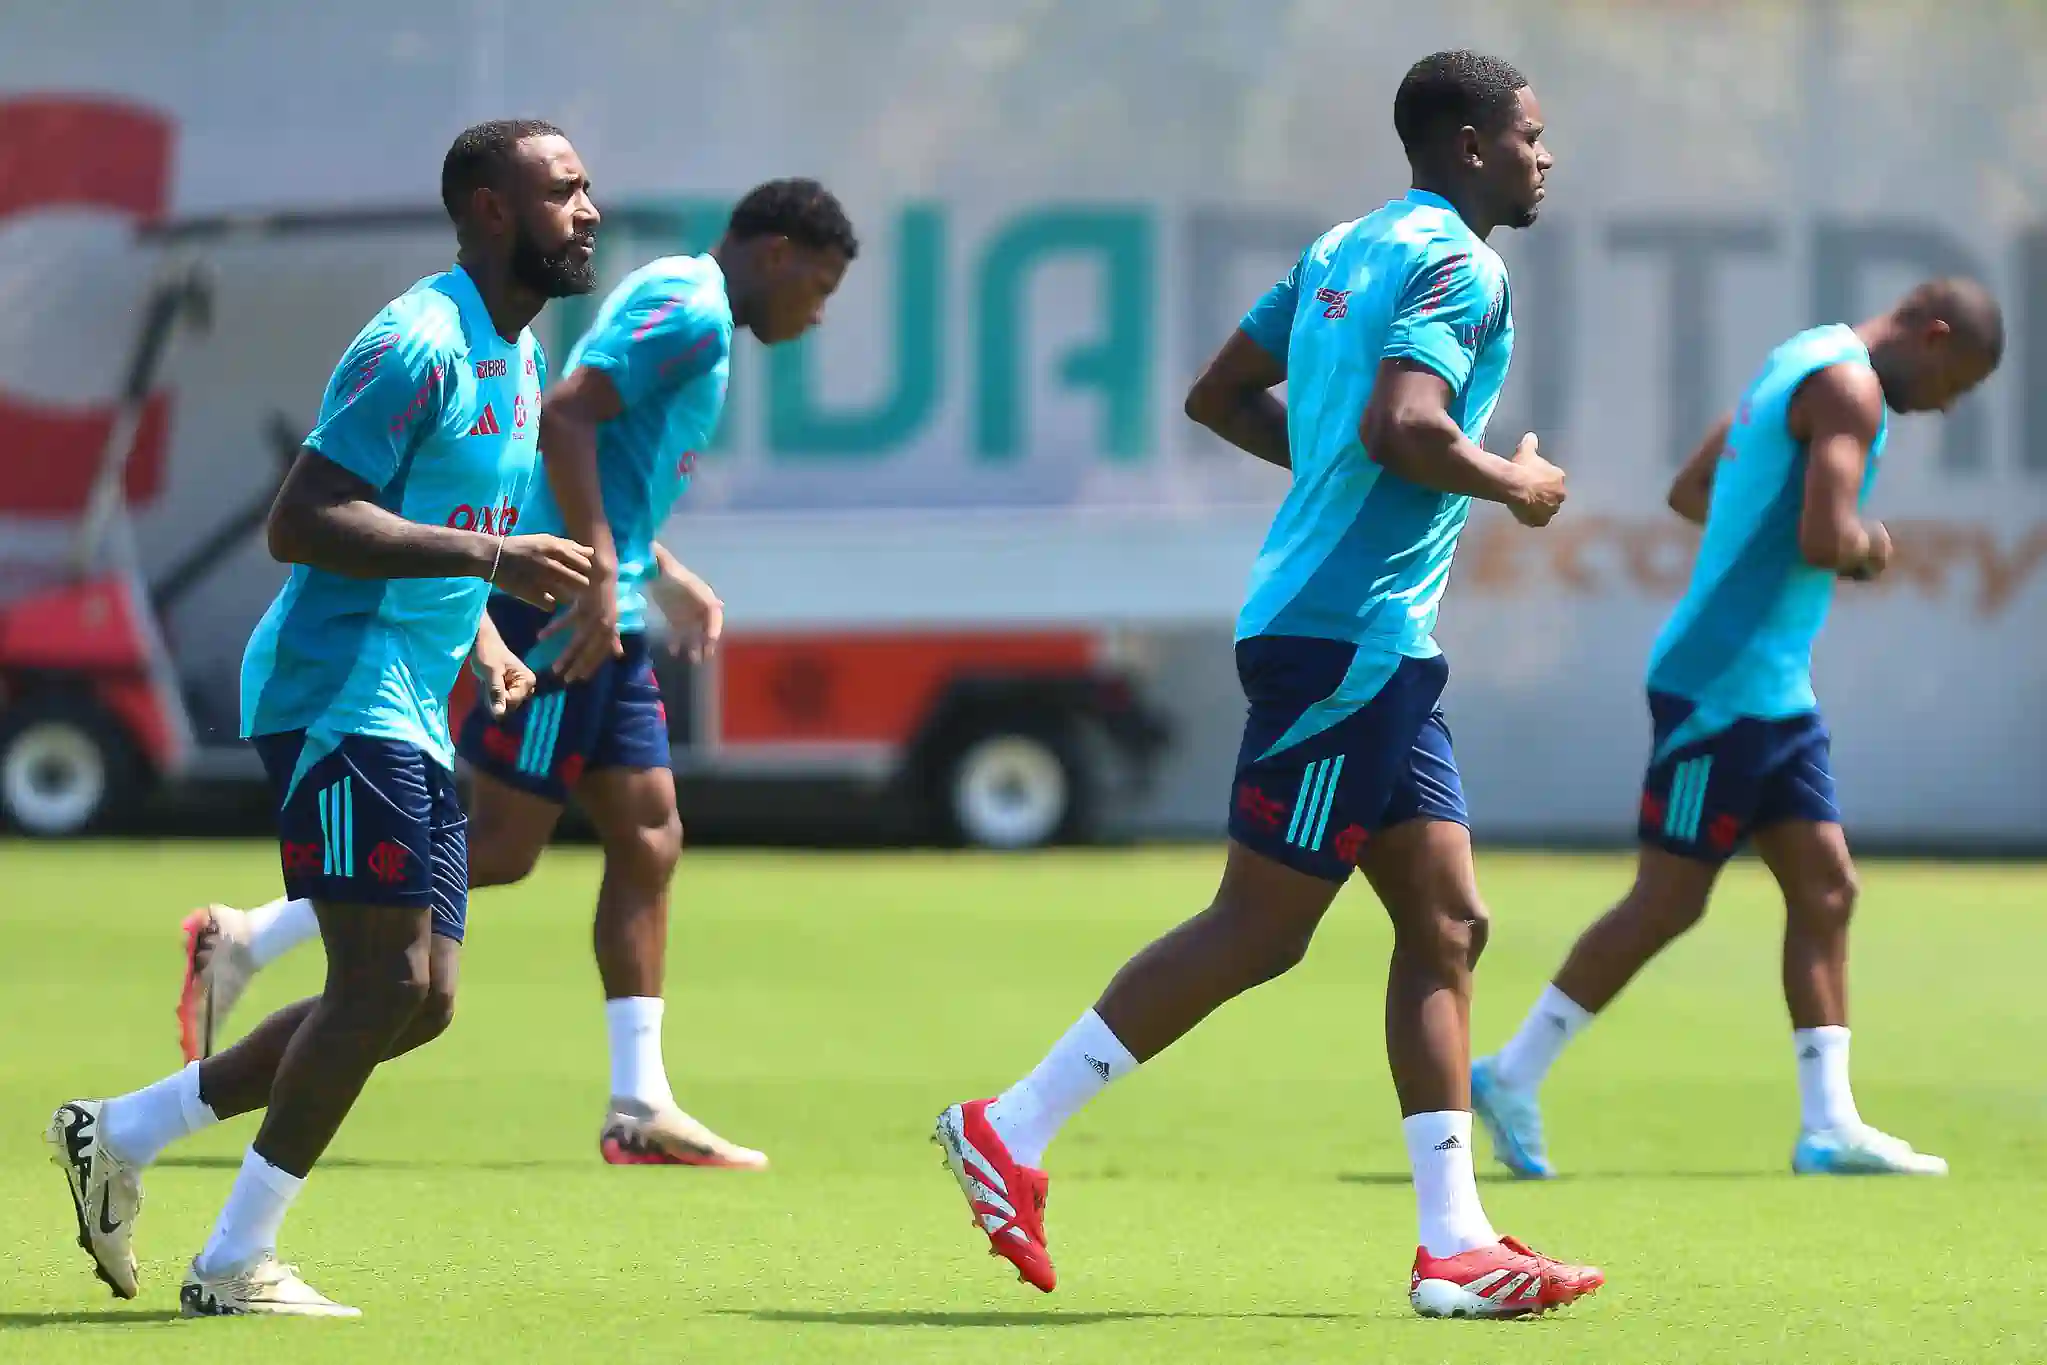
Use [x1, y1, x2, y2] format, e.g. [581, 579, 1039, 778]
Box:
[1792, 1126, 1947, 1176]
[1471, 1057, 1555, 1180]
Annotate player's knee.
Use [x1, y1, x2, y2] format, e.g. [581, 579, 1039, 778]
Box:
[415, 985, 457, 1044]
[611, 811, 683, 890]
[1394, 894, 1486, 976]
[1205, 887, 1318, 985]
[1793, 866, 1859, 934]
[1464, 899, 1493, 968]
[1259, 917, 1318, 983]
[468, 833, 543, 890]
[1622, 876, 1711, 940]
[336, 951, 432, 1033]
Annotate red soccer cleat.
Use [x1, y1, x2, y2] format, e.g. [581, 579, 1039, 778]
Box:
[932, 1099, 1055, 1292]
[1409, 1235, 1605, 1318]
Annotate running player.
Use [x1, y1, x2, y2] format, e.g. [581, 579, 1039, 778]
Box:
[932, 51, 1604, 1319]
[47, 119, 599, 1317]
[174, 180, 859, 1170]
[1472, 279, 2005, 1181]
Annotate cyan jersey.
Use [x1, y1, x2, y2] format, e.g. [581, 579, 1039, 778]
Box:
[242, 267, 546, 790]
[517, 253, 732, 665]
[1648, 323, 1887, 732]
[1234, 190, 1513, 739]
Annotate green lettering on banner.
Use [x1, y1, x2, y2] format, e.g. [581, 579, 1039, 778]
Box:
[767, 205, 944, 458]
[974, 206, 1153, 462]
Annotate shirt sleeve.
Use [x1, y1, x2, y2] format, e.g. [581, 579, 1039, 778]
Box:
[303, 312, 456, 490]
[1237, 255, 1303, 360]
[574, 282, 726, 408]
[1381, 248, 1499, 396]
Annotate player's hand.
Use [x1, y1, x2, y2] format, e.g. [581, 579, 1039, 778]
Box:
[1506, 433, 1567, 528]
[539, 559, 625, 683]
[1843, 520, 1892, 582]
[651, 560, 724, 664]
[469, 635, 536, 718]
[494, 534, 594, 611]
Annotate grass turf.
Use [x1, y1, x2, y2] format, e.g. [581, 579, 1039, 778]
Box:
[2, 841, 2041, 1362]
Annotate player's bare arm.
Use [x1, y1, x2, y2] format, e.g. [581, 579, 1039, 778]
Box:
[1789, 364, 1888, 578]
[468, 607, 536, 718]
[536, 364, 627, 679]
[266, 450, 591, 609]
[650, 541, 724, 662]
[1361, 358, 1565, 526]
[1666, 412, 1732, 526]
[1184, 330, 1291, 471]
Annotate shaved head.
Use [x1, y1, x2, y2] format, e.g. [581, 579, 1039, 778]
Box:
[1896, 277, 2005, 364]
[1866, 276, 2004, 414]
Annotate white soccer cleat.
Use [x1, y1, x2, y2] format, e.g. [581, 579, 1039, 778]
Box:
[180, 1254, 360, 1318]
[179, 905, 257, 1062]
[1793, 1125, 1948, 1176]
[599, 1101, 769, 1170]
[45, 1100, 144, 1300]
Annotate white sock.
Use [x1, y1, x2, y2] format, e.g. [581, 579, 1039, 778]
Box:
[101, 1062, 218, 1167]
[1794, 1026, 1862, 1133]
[195, 1146, 304, 1277]
[605, 997, 676, 1111]
[984, 1009, 1138, 1168]
[1404, 1111, 1498, 1259]
[1489, 984, 1595, 1091]
[246, 897, 319, 969]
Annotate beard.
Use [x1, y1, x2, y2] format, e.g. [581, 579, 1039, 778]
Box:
[510, 223, 597, 297]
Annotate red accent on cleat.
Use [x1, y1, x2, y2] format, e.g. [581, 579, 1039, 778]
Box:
[1410, 1235, 1605, 1318]
[936, 1099, 1056, 1293]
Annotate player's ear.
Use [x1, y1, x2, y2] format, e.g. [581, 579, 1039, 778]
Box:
[466, 184, 508, 237]
[1456, 125, 1483, 172]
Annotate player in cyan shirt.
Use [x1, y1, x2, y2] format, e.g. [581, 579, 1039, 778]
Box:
[173, 181, 859, 1174]
[1475, 280, 2004, 1182]
[931, 53, 1603, 1320]
[51, 121, 598, 1319]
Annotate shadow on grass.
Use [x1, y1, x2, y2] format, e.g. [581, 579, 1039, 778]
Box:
[157, 1155, 571, 1173]
[726, 1309, 1354, 1327]
[1339, 1168, 1785, 1186]
[0, 1311, 184, 1329]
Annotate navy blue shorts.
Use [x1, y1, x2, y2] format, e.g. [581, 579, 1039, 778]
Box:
[252, 730, 469, 942]
[1227, 638, 1468, 884]
[1638, 691, 1840, 864]
[457, 596, 672, 804]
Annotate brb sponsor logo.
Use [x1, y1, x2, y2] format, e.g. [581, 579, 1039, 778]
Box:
[1234, 782, 1284, 832]
[446, 498, 521, 535]
[282, 840, 322, 876]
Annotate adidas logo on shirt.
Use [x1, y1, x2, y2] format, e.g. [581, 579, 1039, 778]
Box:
[467, 404, 501, 437]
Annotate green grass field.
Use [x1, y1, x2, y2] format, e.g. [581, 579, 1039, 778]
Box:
[2, 842, 2042, 1363]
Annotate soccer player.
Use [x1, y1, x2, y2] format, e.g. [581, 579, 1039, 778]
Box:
[174, 181, 859, 1169]
[1472, 279, 2005, 1181]
[932, 51, 1604, 1319]
[47, 118, 600, 1317]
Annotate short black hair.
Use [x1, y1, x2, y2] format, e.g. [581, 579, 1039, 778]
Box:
[1392, 51, 1529, 160]
[726, 178, 859, 260]
[1902, 277, 2006, 364]
[441, 118, 566, 222]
